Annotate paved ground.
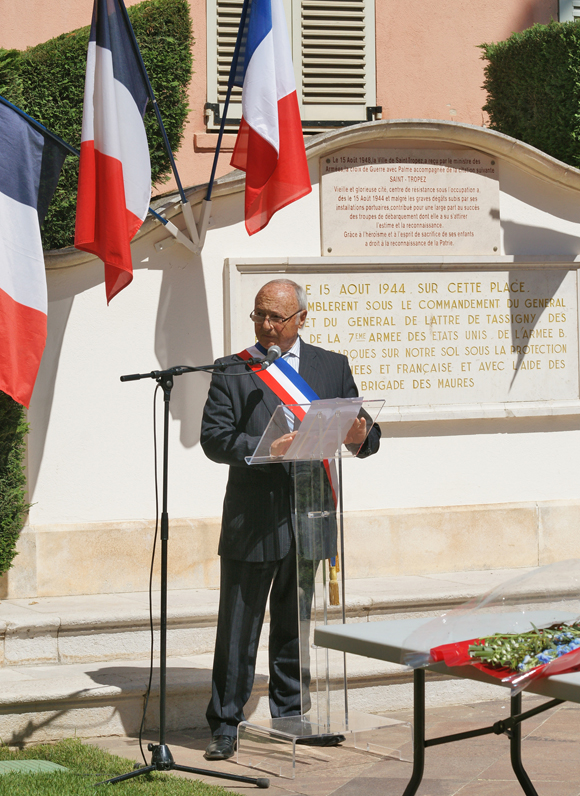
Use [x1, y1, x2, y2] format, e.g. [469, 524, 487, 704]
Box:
[92, 693, 580, 795]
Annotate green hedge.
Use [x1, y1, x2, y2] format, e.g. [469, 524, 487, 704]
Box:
[0, 0, 193, 250]
[0, 393, 30, 577]
[481, 21, 580, 168]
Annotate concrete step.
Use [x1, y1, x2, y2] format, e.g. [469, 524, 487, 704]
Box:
[0, 647, 502, 747]
[0, 567, 542, 667]
[0, 565, 572, 745]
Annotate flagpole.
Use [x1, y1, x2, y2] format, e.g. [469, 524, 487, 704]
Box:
[3, 33, 209, 255]
[205, 0, 251, 204]
[118, 0, 251, 253]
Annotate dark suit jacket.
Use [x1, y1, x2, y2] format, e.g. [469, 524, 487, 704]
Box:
[200, 339, 381, 562]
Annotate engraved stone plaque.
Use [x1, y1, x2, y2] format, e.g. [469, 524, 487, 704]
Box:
[320, 148, 500, 256]
[301, 270, 578, 404]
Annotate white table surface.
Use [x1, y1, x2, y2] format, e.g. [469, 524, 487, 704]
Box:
[314, 613, 580, 703]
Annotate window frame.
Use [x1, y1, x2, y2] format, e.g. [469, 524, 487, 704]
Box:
[559, 0, 580, 21]
[205, 0, 378, 133]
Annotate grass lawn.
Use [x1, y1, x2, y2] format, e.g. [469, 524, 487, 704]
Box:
[0, 738, 231, 795]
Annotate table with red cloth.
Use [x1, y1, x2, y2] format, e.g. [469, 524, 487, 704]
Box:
[315, 612, 580, 796]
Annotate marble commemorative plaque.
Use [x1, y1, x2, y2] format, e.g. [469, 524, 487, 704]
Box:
[320, 148, 500, 256]
[301, 269, 578, 404]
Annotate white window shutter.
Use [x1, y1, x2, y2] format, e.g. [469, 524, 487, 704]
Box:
[301, 0, 368, 106]
[206, 0, 376, 130]
[216, 0, 244, 105]
[294, 0, 376, 125]
[560, 0, 580, 21]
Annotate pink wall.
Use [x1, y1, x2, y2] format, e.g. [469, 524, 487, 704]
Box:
[0, 0, 108, 49]
[0, 0, 561, 194]
[376, 0, 558, 126]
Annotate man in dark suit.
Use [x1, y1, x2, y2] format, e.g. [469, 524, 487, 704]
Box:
[201, 279, 380, 760]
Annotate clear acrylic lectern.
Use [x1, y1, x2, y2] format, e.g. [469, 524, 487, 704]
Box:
[236, 398, 411, 778]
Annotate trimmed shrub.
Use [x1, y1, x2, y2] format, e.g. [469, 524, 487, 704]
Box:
[0, 393, 30, 576]
[0, 0, 193, 250]
[481, 21, 580, 168]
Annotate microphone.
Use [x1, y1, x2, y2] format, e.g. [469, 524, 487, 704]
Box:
[261, 345, 282, 369]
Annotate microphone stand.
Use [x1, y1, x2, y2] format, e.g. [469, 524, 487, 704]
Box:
[97, 357, 271, 789]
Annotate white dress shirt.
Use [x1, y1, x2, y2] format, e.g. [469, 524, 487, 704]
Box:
[282, 337, 301, 429]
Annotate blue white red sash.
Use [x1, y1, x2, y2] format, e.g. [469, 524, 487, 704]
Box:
[238, 342, 338, 506]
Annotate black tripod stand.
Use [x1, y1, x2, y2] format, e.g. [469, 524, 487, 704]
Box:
[97, 359, 270, 788]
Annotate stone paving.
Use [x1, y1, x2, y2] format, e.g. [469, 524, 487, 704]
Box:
[92, 693, 580, 795]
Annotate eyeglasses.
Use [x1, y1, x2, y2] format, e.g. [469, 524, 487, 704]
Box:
[250, 309, 301, 327]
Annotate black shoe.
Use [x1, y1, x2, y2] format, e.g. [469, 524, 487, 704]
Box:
[204, 735, 237, 760]
[296, 733, 346, 747]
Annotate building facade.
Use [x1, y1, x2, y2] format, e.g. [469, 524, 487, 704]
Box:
[2, 1, 580, 600]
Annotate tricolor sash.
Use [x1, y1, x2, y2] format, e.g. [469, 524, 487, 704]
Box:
[238, 342, 338, 506]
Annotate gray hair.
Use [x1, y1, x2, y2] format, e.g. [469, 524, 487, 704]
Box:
[258, 279, 307, 311]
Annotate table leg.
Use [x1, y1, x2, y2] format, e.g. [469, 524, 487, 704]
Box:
[510, 692, 538, 796]
[402, 669, 425, 796]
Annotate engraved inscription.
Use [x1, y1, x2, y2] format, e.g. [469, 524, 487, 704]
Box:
[301, 271, 578, 404]
[321, 148, 500, 256]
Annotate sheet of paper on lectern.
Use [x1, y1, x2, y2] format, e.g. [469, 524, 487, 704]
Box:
[284, 398, 363, 460]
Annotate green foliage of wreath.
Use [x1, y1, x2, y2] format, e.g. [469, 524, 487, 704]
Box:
[0, 0, 194, 251]
[481, 21, 580, 168]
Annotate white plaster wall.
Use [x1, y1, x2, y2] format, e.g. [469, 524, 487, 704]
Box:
[499, 161, 580, 255]
[29, 146, 580, 527]
[28, 163, 321, 526]
[342, 420, 580, 511]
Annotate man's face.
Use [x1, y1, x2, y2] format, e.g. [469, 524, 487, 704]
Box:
[253, 284, 307, 352]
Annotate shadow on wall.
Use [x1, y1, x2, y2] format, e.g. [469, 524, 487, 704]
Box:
[378, 413, 580, 440]
[488, 156, 580, 384]
[26, 259, 102, 501]
[28, 230, 214, 502]
[507, 258, 568, 386]
[510, 0, 558, 32]
[503, 222, 580, 257]
[500, 161, 580, 246]
[501, 217, 579, 386]
[131, 232, 214, 449]
[88, 663, 265, 737]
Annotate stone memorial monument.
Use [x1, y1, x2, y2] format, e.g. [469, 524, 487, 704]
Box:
[226, 123, 580, 429]
[13, 120, 580, 602]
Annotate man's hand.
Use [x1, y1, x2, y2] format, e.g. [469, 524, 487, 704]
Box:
[270, 431, 297, 457]
[344, 417, 366, 446]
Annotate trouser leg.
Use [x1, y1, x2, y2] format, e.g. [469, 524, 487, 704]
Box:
[206, 556, 275, 737]
[269, 545, 317, 718]
[268, 542, 301, 718]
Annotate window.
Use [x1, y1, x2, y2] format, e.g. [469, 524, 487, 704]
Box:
[559, 0, 580, 21]
[206, 0, 377, 132]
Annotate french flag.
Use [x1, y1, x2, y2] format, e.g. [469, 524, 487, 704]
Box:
[75, 0, 151, 304]
[0, 100, 67, 407]
[230, 0, 311, 235]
